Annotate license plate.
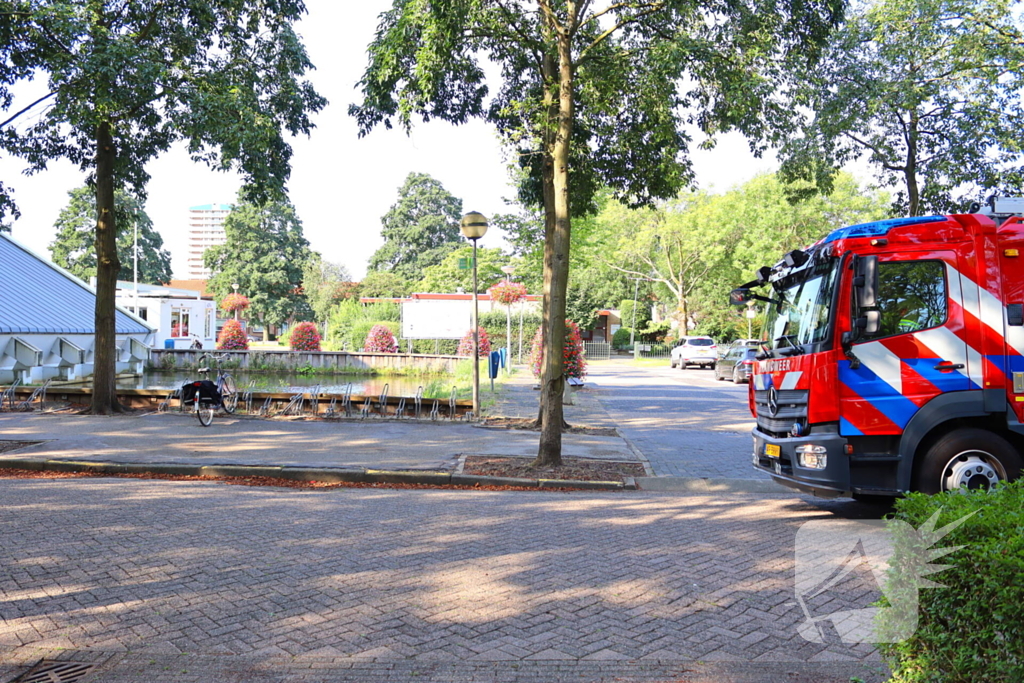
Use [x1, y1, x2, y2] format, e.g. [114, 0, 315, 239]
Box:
[765, 444, 781, 458]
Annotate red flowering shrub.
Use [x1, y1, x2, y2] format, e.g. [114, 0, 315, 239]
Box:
[529, 320, 586, 380]
[289, 321, 321, 351]
[363, 324, 399, 353]
[220, 293, 250, 313]
[457, 327, 492, 358]
[217, 319, 249, 351]
[487, 279, 528, 306]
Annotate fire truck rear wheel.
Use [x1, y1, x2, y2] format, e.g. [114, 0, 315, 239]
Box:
[916, 428, 1022, 494]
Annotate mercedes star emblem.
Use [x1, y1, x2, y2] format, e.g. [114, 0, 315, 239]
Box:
[767, 386, 779, 417]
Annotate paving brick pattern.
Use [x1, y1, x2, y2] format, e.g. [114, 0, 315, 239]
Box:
[0, 479, 885, 681]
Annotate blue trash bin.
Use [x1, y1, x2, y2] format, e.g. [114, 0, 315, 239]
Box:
[164, 339, 175, 349]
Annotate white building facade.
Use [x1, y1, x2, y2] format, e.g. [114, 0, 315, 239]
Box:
[116, 282, 217, 350]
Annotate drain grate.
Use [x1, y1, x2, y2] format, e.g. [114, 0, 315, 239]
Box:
[11, 661, 96, 683]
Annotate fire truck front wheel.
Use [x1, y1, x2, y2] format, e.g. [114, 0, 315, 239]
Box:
[915, 428, 1022, 494]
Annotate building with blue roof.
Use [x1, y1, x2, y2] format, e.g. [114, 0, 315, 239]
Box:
[0, 232, 155, 384]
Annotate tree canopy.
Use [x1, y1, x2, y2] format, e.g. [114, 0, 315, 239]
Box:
[302, 255, 354, 326]
[352, 0, 843, 465]
[416, 245, 507, 294]
[205, 196, 314, 335]
[368, 172, 464, 280]
[0, 0, 324, 412]
[780, 0, 1024, 216]
[49, 186, 172, 285]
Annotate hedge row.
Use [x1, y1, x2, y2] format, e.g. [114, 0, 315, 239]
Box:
[879, 481, 1024, 682]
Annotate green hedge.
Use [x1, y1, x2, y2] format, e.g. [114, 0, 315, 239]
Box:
[879, 481, 1024, 682]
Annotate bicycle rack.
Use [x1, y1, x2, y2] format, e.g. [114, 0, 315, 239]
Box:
[281, 391, 305, 416]
[158, 384, 182, 413]
[324, 395, 339, 418]
[16, 379, 51, 412]
[414, 386, 423, 419]
[259, 395, 274, 416]
[448, 386, 460, 420]
[429, 397, 441, 421]
[309, 384, 322, 417]
[241, 380, 257, 414]
[1, 379, 22, 412]
[359, 395, 372, 419]
[377, 383, 390, 418]
[341, 384, 354, 417]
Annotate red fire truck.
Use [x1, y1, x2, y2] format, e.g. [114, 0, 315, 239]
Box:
[731, 198, 1024, 499]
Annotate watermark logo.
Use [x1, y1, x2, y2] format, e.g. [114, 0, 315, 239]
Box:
[793, 510, 972, 643]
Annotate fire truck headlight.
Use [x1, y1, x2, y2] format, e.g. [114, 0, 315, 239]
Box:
[796, 445, 827, 469]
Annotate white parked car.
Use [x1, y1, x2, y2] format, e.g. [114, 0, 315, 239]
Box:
[670, 336, 719, 369]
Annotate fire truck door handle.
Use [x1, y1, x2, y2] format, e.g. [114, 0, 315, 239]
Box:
[934, 362, 965, 371]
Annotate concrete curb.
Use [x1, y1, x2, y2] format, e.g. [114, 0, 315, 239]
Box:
[0, 457, 635, 491]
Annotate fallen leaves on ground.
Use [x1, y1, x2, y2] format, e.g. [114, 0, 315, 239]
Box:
[480, 417, 618, 437]
[463, 455, 645, 482]
[0, 467, 611, 492]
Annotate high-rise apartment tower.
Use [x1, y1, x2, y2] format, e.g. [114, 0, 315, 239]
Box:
[186, 203, 232, 279]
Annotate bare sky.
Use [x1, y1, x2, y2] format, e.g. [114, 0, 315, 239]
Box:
[1, 1, 777, 280]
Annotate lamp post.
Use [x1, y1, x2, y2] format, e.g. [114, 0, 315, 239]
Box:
[500, 264, 515, 374]
[461, 211, 488, 418]
[746, 302, 757, 339]
[232, 283, 240, 322]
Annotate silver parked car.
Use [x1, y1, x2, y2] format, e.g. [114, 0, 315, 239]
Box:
[670, 336, 718, 369]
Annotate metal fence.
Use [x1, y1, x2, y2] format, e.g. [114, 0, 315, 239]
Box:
[583, 342, 611, 360]
[635, 342, 671, 359]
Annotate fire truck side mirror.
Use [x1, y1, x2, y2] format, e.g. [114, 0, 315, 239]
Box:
[729, 288, 751, 306]
[853, 255, 878, 309]
[857, 310, 881, 336]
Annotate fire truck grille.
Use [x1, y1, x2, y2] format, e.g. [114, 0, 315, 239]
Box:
[755, 389, 809, 437]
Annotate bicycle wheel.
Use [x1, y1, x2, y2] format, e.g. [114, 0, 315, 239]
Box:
[197, 400, 214, 427]
[220, 374, 238, 414]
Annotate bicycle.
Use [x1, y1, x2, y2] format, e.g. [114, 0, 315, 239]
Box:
[183, 353, 238, 426]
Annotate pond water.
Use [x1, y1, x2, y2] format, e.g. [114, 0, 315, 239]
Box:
[117, 371, 447, 397]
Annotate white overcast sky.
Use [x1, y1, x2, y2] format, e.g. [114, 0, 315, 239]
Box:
[1, 1, 778, 280]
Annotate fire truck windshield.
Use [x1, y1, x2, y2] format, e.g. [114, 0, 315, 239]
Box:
[762, 257, 838, 354]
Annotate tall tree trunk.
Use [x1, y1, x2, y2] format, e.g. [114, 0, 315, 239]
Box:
[534, 23, 575, 468]
[92, 120, 122, 414]
[906, 112, 920, 217]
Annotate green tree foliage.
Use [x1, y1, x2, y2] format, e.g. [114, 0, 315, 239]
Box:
[606, 173, 889, 331]
[325, 300, 401, 351]
[302, 255, 354, 326]
[49, 187, 171, 285]
[0, 1, 324, 412]
[780, 0, 1024, 216]
[205, 197, 314, 337]
[359, 271, 412, 299]
[351, 0, 843, 465]
[368, 172, 464, 279]
[417, 246, 507, 294]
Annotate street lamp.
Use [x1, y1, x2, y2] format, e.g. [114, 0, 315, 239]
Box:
[232, 283, 240, 322]
[461, 211, 488, 418]
[500, 264, 516, 373]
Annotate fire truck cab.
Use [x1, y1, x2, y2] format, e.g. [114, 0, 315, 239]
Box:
[732, 198, 1024, 499]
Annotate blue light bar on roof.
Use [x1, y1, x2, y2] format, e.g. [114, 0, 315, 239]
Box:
[821, 215, 947, 244]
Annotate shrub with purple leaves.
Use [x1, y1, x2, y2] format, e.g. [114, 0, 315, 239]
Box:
[217, 319, 249, 351]
[457, 327, 492, 358]
[289, 321, 321, 351]
[363, 324, 399, 353]
[529, 320, 586, 380]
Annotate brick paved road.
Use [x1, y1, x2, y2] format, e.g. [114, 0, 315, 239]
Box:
[586, 363, 769, 480]
[0, 479, 888, 682]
